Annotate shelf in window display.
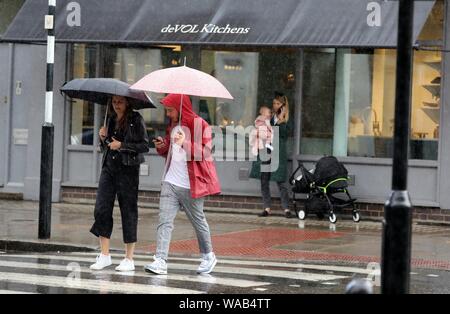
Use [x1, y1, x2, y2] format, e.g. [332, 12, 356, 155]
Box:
[422, 101, 439, 108]
[431, 76, 441, 84]
[422, 84, 440, 99]
[425, 61, 441, 72]
[421, 106, 440, 124]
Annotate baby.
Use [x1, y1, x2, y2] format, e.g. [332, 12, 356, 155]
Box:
[250, 105, 274, 156]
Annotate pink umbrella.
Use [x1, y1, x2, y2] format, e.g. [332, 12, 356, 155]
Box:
[130, 63, 233, 124]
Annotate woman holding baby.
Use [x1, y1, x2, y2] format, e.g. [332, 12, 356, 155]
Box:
[250, 91, 294, 218]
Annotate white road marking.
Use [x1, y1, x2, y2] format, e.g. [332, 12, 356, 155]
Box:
[75, 252, 372, 275]
[0, 260, 270, 288]
[2, 254, 347, 282]
[0, 272, 201, 294]
[0, 289, 37, 294]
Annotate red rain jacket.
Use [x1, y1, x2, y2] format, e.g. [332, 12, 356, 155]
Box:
[157, 94, 221, 198]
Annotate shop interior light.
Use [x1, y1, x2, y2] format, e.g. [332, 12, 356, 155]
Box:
[224, 65, 242, 71]
[156, 45, 182, 52]
[224, 59, 243, 71]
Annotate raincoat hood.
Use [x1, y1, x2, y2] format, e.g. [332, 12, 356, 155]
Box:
[157, 94, 221, 198]
[161, 94, 197, 125]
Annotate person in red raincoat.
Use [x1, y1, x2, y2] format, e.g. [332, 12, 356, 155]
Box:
[144, 94, 220, 275]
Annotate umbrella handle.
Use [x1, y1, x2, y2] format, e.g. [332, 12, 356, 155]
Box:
[103, 98, 110, 128]
[178, 94, 183, 126]
[177, 57, 187, 126]
[178, 57, 186, 125]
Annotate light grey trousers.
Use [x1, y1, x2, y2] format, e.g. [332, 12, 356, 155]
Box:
[155, 182, 213, 260]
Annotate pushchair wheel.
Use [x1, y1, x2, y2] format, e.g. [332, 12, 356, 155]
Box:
[329, 212, 337, 224]
[352, 212, 360, 223]
[297, 209, 306, 220]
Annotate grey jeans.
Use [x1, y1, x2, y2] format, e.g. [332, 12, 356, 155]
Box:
[155, 182, 213, 260]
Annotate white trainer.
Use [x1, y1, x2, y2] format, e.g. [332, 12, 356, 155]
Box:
[90, 253, 112, 270]
[197, 252, 217, 274]
[115, 258, 135, 272]
[144, 256, 167, 275]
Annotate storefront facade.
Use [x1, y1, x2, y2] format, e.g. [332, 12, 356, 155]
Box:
[1, 0, 450, 219]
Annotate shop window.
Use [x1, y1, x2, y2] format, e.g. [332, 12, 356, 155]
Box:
[200, 49, 296, 160]
[300, 48, 336, 156]
[343, 48, 397, 159]
[410, 50, 441, 160]
[301, 47, 441, 160]
[301, 1, 442, 160]
[411, 0, 443, 160]
[300, 1, 442, 160]
[69, 44, 298, 154]
[301, 47, 399, 158]
[69, 44, 97, 145]
[102, 46, 197, 148]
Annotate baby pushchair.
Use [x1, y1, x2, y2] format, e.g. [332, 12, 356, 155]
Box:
[289, 156, 360, 223]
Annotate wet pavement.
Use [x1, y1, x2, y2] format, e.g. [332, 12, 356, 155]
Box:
[1, 200, 450, 294]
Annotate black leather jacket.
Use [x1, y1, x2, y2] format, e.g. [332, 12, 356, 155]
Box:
[100, 111, 149, 167]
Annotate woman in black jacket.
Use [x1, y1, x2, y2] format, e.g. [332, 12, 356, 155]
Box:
[90, 95, 149, 272]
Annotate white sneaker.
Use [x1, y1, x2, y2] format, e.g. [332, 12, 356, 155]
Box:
[90, 253, 112, 270]
[197, 252, 217, 274]
[115, 258, 135, 272]
[144, 256, 167, 275]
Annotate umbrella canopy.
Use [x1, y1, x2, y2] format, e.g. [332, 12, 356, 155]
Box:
[60, 78, 156, 109]
[130, 65, 233, 100]
[130, 65, 233, 125]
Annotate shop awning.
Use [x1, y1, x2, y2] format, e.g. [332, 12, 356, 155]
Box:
[2, 0, 435, 47]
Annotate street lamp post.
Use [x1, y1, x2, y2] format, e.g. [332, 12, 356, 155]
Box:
[38, 0, 56, 239]
[381, 0, 414, 294]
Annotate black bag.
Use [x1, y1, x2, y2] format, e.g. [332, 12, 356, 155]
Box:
[293, 177, 310, 193]
[305, 195, 330, 212]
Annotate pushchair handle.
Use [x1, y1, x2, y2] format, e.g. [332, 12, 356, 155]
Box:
[289, 163, 306, 184]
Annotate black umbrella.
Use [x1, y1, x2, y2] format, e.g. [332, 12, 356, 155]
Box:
[61, 78, 156, 109]
[61, 78, 156, 127]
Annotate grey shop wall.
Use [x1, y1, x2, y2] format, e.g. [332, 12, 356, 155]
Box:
[0, 43, 11, 188]
[5, 43, 67, 201]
